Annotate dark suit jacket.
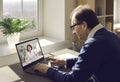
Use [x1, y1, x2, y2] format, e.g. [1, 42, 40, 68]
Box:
[47, 28, 120, 82]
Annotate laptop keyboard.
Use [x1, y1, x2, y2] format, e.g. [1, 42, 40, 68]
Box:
[25, 59, 63, 76]
[25, 64, 47, 76]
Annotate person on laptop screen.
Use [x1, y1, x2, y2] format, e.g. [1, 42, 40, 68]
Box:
[34, 5, 120, 82]
[25, 44, 37, 62]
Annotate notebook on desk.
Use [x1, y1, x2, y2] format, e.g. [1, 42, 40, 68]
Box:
[15, 38, 50, 76]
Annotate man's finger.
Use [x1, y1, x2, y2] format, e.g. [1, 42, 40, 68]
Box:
[46, 56, 56, 61]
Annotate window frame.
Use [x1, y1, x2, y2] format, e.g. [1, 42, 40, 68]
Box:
[0, 0, 43, 44]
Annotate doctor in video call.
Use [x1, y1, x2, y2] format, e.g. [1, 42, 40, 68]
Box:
[34, 5, 120, 82]
[25, 44, 37, 61]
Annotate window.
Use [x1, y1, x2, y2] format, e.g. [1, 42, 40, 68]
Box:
[0, 0, 41, 43]
[0, 0, 72, 56]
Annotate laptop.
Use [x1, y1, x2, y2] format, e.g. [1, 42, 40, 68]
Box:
[15, 38, 49, 76]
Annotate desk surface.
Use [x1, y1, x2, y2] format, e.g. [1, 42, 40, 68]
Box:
[9, 63, 53, 82]
[0, 48, 79, 82]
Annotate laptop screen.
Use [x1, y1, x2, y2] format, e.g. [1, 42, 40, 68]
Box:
[16, 38, 44, 67]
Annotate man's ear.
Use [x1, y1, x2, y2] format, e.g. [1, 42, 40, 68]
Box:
[81, 21, 87, 30]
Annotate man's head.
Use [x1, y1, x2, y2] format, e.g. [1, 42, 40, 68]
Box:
[70, 5, 99, 40]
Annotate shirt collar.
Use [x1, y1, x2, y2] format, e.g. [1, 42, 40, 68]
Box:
[87, 23, 103, 39]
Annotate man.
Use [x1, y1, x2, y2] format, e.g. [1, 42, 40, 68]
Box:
[34, 5, 120, 82]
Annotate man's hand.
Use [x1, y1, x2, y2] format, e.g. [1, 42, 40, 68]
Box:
[47, 56, 66, 66]
[34, 63, 50, 74]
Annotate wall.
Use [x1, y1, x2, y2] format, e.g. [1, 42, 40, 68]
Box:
[43, 0, 76, 41]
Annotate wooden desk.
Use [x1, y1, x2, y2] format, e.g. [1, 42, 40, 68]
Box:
[9, 63, 53, 82]
[0, 48, 79, 82]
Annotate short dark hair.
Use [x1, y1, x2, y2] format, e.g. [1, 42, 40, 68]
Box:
[27, 44, 32, 51]
[71, 5, 99, 29]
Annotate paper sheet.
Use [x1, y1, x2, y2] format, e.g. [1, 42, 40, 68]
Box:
[56, 53, 77, 59]
[0, 66, 21, 82]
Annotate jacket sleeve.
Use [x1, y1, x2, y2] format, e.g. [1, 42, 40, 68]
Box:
[66, 57, 78, 68]
[47, 38, 106, 82]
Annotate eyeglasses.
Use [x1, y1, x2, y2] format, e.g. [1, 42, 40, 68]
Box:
[70, 23, 81, 30]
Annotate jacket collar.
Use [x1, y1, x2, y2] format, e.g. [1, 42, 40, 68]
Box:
[87, 23, 103, 39]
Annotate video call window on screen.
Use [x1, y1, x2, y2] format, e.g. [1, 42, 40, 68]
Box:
[16, 39, 43, 66]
